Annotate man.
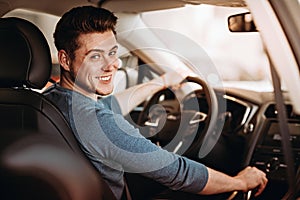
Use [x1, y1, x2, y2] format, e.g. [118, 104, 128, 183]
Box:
[44, 6, 267, 200]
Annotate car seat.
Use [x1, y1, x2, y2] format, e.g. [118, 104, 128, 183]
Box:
[0, 17, 116, 200]
[0, 133, 111, 200]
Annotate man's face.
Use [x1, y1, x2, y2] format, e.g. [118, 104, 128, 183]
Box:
[70, 31, 119, 96]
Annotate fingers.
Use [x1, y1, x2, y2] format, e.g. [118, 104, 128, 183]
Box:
[254, 171, 268, 196]
[241, 166, 268, 196]
[162, 68, 198, 88]
[162, 71, 186, 87]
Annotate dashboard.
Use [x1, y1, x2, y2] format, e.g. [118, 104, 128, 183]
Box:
[212, 88, 300, 198]
[128, 86, 299, 199]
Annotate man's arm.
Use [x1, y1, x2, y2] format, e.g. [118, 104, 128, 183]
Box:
[199, 166, 268, 197]
[114, 75, 165, 116]
[114, 69, 192, 115]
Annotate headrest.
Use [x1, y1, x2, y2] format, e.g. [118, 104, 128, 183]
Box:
[0, 17, 52, 89]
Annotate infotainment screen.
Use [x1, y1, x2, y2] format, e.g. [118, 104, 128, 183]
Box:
[262, 122, 300, 148]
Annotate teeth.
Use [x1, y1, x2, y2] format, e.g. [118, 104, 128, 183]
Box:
[99, 76, 111, 81]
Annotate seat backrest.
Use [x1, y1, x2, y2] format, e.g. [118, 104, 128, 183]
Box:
[0, 17, 116, 200]
[0, 133, 108, 200]
[113, 68, 129, 94]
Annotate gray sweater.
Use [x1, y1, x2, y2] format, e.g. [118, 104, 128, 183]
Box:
[44, 84, 208, 199]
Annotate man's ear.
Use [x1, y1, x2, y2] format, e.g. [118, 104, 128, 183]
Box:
[58, 50, 71, 71]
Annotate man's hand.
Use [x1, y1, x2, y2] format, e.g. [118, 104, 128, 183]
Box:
[200, 166, 268, 197]
[161, 68, 196, 88]
[235, 166, 268, 196]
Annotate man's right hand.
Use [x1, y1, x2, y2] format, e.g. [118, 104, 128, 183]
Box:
[234, 166, 268, 197]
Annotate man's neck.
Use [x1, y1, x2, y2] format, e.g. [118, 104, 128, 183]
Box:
[60, 73, 98, 101]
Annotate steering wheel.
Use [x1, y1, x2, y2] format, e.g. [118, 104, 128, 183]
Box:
[137, 76, 255, 199]
[137, 76, 220, 158]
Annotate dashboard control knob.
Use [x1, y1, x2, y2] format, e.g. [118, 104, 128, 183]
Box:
[265, 157, 280, 172]
[244, 123, 254, 134]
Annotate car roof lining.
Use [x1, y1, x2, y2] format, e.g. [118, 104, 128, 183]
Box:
[0, 0, 246, 17]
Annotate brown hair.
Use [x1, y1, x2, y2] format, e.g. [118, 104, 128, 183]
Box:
[54, 6, 118, 59]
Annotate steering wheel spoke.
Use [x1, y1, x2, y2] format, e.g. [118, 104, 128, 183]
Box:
[144, 118, 160, 127]
[189, 111, 207, 125]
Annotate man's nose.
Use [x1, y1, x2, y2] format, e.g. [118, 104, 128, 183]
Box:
[101, 56, 117, 71]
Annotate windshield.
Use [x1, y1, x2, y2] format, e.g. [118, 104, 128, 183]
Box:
[5, 5, 273, 92]
[141, 5, 272, 91]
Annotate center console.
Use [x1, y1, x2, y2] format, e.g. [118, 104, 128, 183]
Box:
[250, 104, 300, 197]
[251, 120, 300, 181]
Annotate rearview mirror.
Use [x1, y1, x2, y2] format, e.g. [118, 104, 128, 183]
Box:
[228, 12, 257, 32]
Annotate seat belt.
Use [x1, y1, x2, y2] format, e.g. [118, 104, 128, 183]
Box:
[121, 177, 132, 200]
[270, 61, 296, 199]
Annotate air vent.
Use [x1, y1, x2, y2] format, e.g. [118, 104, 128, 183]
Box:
[264, 104, 293, 118]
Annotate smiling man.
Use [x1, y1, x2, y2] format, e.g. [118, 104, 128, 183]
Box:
[58, 31, 119, 99]
[44, 6, 267, 200]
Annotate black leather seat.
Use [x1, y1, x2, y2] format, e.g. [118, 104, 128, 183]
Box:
[0, 17, 116, 200]
[0, 133, 110, 200]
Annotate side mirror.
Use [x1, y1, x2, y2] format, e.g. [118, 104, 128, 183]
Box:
[228, 12, 257, 32]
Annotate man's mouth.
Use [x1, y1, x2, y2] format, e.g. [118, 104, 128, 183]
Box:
[96, 75, 112, 81]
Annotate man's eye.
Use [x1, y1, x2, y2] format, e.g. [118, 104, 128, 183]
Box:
[91, 54, 101, 60]
[109, 51, 117, 56]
